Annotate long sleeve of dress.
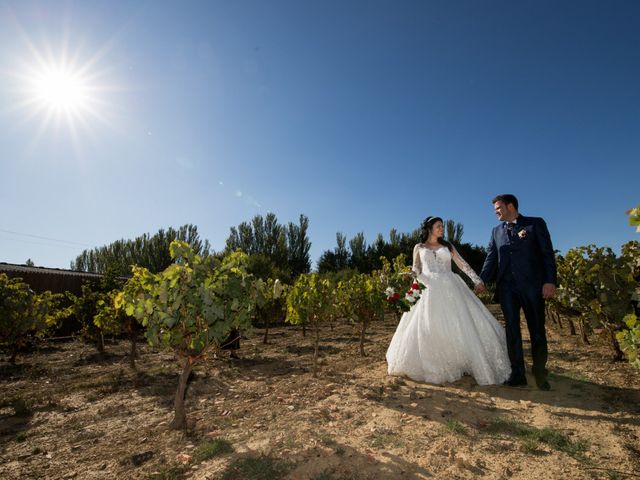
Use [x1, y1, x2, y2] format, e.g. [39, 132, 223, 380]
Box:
[412, 244, 430, 287]
[452, 246, 482, 286]
[412, 244, 422, 275]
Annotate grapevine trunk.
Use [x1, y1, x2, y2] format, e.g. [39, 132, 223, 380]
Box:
[170, 358, 193, 430]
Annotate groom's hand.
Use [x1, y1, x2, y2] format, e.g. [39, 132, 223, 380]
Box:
[474, 282, 487, 294]
[542, 283, 556, 299]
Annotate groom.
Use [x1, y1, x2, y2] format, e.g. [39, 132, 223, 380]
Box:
[475, 194, 557, 390]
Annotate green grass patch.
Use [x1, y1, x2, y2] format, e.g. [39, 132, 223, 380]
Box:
[222, 456, 291, 480]
[193, 438, 234, 462]
[444, 419, 468, 435]
[282, 436, 300, 450]
[15, 431, 28, 442]
[486, 417, 588, 458]
[369, 429, 402, 449]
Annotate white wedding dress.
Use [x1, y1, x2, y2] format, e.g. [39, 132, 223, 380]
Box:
[386, 244, 511, 385]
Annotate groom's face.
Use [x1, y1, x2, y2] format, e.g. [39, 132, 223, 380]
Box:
[493, 201, 515, 222]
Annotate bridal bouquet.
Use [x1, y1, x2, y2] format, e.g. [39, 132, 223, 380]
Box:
[385, 279, 425, 313]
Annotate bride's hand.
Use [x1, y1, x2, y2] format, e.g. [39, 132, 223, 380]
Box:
[474, 282, 487, 294]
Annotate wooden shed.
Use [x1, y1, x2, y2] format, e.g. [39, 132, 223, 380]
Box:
[0, 262, 103, 295]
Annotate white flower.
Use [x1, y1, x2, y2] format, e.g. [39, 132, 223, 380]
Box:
[385, 287, 395, 297]
[405, 293, 417, 303]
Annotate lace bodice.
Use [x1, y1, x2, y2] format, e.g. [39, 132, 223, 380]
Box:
[412, 244, 482, 286]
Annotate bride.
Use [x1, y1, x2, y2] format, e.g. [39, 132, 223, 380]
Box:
[386, 216, 511, 385]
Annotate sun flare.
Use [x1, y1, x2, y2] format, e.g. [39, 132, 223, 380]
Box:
[31, 67, 90, 112]
[7, 30, 118, 141]
[11, 55, 109, 138]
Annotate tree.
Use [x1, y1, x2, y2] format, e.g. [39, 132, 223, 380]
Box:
[338, 272, 386, 356]
[287, 214, 312, 278]
[286, 273, 335, 377]
[617, 314, 640, 369]
[348, 232, 368, 272]
[317, 221, 475, 275]
[445, 219, 464, 244]
[317, 232, 350, 273]
[95, 289, 141, 369]
[553, 244, 638, 358]
[0, 274, 63, 364]
[256, 278, 288, 344]
[117, 241, 260, 429]
[616, 233, 640, 369]
[71, 224, 210, 276]
[67, 283, 105, 353]
[224, 213, 311, 280]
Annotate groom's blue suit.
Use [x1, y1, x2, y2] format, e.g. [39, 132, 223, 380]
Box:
[479, 215, 557, 383]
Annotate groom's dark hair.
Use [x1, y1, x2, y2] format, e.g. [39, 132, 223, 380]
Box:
[492, 194, 519, 211]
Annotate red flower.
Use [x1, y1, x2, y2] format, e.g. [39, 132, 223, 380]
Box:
[411, 282, 419, 290]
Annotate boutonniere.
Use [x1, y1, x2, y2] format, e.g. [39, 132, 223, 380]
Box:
[517, 229, 528, 239]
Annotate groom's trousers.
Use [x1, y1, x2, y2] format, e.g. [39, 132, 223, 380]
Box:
[497, 279, 548, 381]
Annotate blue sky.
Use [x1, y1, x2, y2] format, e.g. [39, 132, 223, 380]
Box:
[1, 0, 638, 270]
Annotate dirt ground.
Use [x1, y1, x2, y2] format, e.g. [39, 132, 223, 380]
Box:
[1, 306, 639, 480]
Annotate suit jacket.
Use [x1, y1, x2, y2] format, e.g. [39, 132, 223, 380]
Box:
[479, 215, 557, 289]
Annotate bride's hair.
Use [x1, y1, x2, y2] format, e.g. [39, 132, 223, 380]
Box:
[421, 216, 453, 251]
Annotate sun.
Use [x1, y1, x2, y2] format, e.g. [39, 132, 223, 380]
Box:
[6, 28, 117, 141]
[31, 67, 91, 112]
[20, 59, 101, 125]
[10, 55, 110, 141]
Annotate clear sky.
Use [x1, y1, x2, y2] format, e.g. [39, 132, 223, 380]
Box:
[1, 0, 638, 270]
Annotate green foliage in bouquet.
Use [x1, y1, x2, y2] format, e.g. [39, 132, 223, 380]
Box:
[378, 256, 425, 315]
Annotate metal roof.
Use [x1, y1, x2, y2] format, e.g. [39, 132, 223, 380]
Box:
[0, 262, 103, 278]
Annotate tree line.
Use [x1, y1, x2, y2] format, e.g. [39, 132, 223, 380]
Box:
[317, 219, 486, 282]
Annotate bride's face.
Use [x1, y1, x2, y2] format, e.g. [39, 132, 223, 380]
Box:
[431, 221, 444, 239]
